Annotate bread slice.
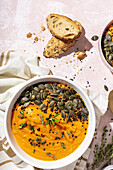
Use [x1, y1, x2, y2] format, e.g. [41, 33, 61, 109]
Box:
[46, 14, 81, 40]
[43, 21, 82, 58]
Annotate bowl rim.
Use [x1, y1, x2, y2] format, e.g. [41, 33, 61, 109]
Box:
[4, 75, 96, 169]
[98, 20, 113, 73]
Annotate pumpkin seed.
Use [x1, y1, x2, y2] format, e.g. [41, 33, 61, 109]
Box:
[64, 109, 69, 113]
[104, 43, 109, 47]
[91, 35, 99, 41]
[34, 87, 40, 92]
[69, 94, 77, 100]
[73, 99, 78, 107]
[52, 97, 60, 101]
[103, 38, 108, 45]
[66, 114, 70, 123]
[25, 91, 31, 98]
[49, 101, 55, 107]
[23, 101, 30, 107]
[65, 101, 72, 110]
[65, 91, 69, 95]
[42, 106, 47, 111]
[43, 91, 47, 99]
[82, 108, 88, 114]
[31, 94, 35, 100]
[69, 110, 75, 117]
[34, 100, 41, 105]
[104, 85, 109, 91]
[80, 112, 84, 115]
[49, 89, 53, 93]
[55, 89, 61, 94]
[62, 93, 66, 98]
[104, 47, 110, 51]
[106, 33, 112, 41]
[38, 84, 45, 90]
[21, 97, 29, 104]
[62, 111, 65, 118]
[50, 93, 59, 97]
[58, 106, 64, 110]
[41, 93, 44, 100]
[78, 102, 83, 108]
[48, 97, 52, 102]
[39, 104, 45, 110]
[36, 94, 41, 100]
[45, 84, 52, 89]
[61, 88, 68, 91]
[58, 101, 64, 106]
[108, 42, 113, 47]
[83, 115, 88, 121]
[108, 54, 113, 60]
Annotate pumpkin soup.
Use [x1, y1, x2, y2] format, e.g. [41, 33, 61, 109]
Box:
[11, 82, 89, 161]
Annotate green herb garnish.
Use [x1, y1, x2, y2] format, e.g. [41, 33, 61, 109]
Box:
[18, 115, 24, 119]
[66, 132, 70, 135]
[61, 142, 66, 149]
[40, 140, 46, 144]
[20, 110, 23, 114]
[19, 123, 27, 129]
[46, 152, 56, 160]
[29, 124, 35, 132]
[46, 113, 60, 126]
[40, 114, 44, 125]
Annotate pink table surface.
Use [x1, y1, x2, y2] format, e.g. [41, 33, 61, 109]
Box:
[0, 0, 113, 95]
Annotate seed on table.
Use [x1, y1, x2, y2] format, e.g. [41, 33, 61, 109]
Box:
[104, 85, 109, 91]
[91, 35, 99, 41]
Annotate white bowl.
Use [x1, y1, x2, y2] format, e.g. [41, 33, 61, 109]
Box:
[103, 165, 113, 170]
[4, 75, 95, 169]
[98, 20, 113, 73]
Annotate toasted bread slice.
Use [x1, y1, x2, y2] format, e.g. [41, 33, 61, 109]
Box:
[46, 14, 81, 40]
[43, 21, 82, 58]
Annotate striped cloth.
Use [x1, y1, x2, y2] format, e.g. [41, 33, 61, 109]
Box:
[0, 51, 108, 170]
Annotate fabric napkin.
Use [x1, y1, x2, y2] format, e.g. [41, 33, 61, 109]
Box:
[0, 51, 108, 170]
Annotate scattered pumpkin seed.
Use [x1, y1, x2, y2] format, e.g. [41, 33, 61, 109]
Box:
[91, 35, 99, 41]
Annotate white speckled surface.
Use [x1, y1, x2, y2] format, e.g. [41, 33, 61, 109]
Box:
[0, 0, 113, 93]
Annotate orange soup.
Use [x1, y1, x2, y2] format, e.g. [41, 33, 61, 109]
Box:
[12, 82, 89, 161]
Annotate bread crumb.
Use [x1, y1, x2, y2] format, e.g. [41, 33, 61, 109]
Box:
[76, 51, 86, 60]
[69, 61, 72, 63]
[73, 54, 75, 57]
[41, 25, 46, 31]
[66, 62, 68, 64]
[37, 56, 40, 60]
[26, 32, 32, 38]
[33, 33, 35, 35]
[34, 37, 38, 41]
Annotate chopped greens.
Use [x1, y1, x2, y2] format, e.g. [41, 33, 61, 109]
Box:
[46, 113, 60, 126]
[19, 123, 27, 129]
[46, 152, 56, 160]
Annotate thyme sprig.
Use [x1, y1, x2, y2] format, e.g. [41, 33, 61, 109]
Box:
[46, 113, 60, 126]
[86, 126, 113, 170]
